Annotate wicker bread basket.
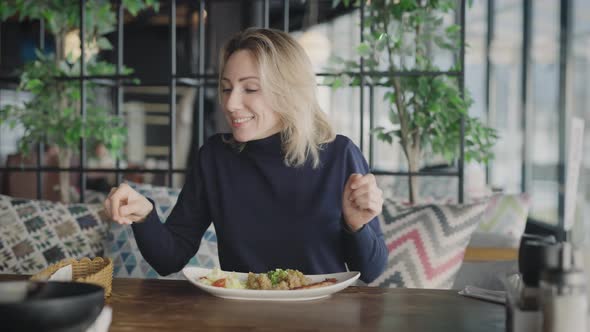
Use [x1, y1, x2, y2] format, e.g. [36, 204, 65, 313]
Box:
[31, 257, 113, 298]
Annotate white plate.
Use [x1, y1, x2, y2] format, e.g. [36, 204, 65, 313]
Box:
[182, 267, 360, 301]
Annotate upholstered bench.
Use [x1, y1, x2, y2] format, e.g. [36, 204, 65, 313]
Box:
[0, 182, 527, 290]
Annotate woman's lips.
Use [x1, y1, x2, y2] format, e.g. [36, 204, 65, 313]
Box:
[231, 116, 254, 128]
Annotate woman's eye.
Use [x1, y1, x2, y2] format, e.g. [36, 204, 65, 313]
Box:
[245, 89, 259, 93]
[222, 88, 232, 93]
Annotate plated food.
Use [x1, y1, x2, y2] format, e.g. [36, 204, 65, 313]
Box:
[198, 268, 246, 289]
[198, 268, 338, 290]
[183, 267, 360, 301]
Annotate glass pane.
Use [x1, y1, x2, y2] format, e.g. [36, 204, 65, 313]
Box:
[291, 2, 359, 73]
[121, 86, 171, 188]
[287, 0, 354, 32]
[431, 0, 461, 70]
[205, 1, 252, 70]
[316, 84, 361, 147]
[377, 174, 459, 204]
[571, 0, 590, 242]
[529, 0, 560, 225]
[176, 3, 204, 77]
[464, 0, 489, 201]
[489, 0, 524, 194]
[0, 21, 50, 76]
[1, 169, 40, 200]
[118, 5, 168, 85]
[152, 2, 208, 78]
[82, 85, 117, 194]
[0, 89, 29, 167]
[465, 0, 488, 120]
[370, 86, 408, 172]
[0, 88, 44, 200]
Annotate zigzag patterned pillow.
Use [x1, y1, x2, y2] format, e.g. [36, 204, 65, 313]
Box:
[473, 194, 529, 240]
[0, 194, 108, 274]
[370, 199, 488, 289]
[104, 182, 219, 279]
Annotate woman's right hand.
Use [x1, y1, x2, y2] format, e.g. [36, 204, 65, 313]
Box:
[103, 183, 153, 225]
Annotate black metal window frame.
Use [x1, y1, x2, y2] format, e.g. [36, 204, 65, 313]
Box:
[0, 0, 468, 204]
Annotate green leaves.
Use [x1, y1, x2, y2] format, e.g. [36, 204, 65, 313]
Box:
[325, 0, 498, 168]
[0, 2, 17, 21]
[121, 0, 159, 16]
[4, 0, 158, 37]
[325, 76, 344, 90]
[372, 126, 398, 145]
[331, 0, 352, 8]
[24, 78, 43, 93]
[0, 0, 157, 159]
[356, 43, 371, 57]
[96, 37, 113, 51]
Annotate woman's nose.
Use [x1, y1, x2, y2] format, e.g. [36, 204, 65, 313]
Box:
[225, 90, 242, 112]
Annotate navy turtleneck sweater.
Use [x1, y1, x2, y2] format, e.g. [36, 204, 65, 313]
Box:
[132, 133, 387, 283]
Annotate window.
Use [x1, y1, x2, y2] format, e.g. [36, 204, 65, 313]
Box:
[0, 0, 469, 204]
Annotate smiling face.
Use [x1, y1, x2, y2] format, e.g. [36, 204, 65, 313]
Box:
[221, 50, 282, 143]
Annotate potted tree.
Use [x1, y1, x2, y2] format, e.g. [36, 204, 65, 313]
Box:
[0, 0, 159, 202]
[328, 0, 497, 203]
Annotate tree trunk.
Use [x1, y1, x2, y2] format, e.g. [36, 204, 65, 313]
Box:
[55, 33, 65, 63]
[407, 147, 420, 204]
[58, 149, 72, 203]
[55, 32, 72, 203]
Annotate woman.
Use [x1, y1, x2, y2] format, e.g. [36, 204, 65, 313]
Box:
[104, 28, 387, 283]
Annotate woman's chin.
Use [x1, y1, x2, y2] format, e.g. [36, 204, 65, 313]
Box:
[232, 132, 251, 143]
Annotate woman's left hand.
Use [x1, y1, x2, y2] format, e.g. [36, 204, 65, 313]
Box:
[342, 173, 384, 232]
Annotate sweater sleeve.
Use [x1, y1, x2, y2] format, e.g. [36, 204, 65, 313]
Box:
[341, 141, 388, 283]
[131, 148, 212, 276]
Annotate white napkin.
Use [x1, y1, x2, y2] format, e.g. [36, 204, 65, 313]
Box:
[86, 306, 112, 332]
[458, 285, 506, 304]
[48, 264, 73, 281]
[48, 265, 113, 332]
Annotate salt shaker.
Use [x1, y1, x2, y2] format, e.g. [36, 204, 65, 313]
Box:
[539, 242, 587, 332]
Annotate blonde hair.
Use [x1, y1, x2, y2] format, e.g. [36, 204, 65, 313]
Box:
[218, 28, 335, 168]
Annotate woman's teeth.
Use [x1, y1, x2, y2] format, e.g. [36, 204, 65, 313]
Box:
[233, 117, 254, 124]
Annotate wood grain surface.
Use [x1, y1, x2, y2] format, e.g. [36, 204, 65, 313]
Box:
[0, 274, 505, 331]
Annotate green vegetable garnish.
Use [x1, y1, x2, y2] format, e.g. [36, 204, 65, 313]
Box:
[267, 269, 289, 285]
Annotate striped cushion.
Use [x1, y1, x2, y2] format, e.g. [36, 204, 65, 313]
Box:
[370, 199, 488, 289]
[473, 194, 529, 241]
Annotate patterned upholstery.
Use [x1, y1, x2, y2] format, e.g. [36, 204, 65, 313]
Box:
[377, 175, 529, 248]
[104, 182, 219, 279]
[471, 193, 529, 245]
[369, 199, 488, 289]
[0, 194, 108, 274]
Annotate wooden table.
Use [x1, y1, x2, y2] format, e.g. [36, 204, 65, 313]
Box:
[0, 274, 505, 331]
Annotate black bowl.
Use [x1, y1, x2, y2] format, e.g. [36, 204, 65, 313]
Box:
[0, 281, 104, 332]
